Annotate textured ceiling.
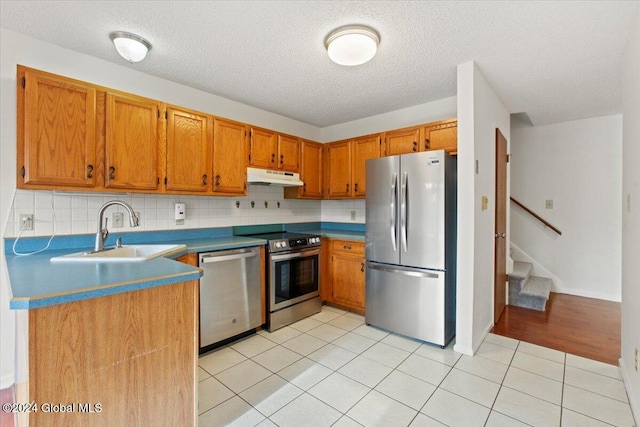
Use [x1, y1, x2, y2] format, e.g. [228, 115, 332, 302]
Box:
[1, 1, 638, 127]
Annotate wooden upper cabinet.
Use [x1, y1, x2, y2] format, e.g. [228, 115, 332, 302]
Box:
[300, 140, 323, 197]
[325, 140, 352, 198]
[424, 119, 458, 154]
[105, 93, 160, 190]
[165, 106, 212, 192]
[18, 66, 97, 188]
[213, 118, 247, 195]
[384, 126, 421, 156]
[352, 134, 382, 198]
[249, 127, 277, 168]
[277, 134, 300, 172]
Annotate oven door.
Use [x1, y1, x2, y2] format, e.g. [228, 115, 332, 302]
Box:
[269, 248, 321, 311]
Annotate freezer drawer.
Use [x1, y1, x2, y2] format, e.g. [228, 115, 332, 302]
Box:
[199, 247, 262, 348]
[365, 261, 452, 346]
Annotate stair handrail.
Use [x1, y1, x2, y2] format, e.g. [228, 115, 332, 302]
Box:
[510, 197, 562, 236]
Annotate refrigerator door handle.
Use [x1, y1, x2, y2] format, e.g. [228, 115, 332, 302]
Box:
[400, 171, 408, 252]
[367, 261, 440, 278]
[390, 173, 398, 251]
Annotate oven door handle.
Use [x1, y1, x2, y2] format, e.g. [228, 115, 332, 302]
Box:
[271, 248, 321, 261]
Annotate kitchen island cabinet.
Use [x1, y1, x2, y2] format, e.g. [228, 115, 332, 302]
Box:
[19, 280, 198, 427]
[322, 238, 365, 313]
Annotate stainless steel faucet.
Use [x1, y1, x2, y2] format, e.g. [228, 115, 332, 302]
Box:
[94, 200, 140, 252]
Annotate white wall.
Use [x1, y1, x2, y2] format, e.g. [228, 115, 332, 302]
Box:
[320, 96, 457, 142]
[455, 62, 510, 356]
[0, 28, 323, 388]
[621, 8, 640, 422]
[510, 115, 623, 301]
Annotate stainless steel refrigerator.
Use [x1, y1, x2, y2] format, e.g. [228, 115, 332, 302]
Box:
[365, 149, 456, 347]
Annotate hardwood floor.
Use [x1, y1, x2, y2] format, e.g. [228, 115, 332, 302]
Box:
[491, 292, 621, 365]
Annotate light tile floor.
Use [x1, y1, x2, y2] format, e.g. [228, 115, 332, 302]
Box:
[198, 306, 635, 427]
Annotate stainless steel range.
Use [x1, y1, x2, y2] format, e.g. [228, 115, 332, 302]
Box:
[248, 231, 322, 331]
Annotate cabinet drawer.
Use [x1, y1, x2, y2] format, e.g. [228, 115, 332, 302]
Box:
[331, 240, 365, 254]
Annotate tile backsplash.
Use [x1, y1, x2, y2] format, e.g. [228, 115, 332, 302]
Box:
[5, 186, 365, 238]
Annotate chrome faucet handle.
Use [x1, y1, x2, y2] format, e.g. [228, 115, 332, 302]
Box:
[115, 237, 123, 248]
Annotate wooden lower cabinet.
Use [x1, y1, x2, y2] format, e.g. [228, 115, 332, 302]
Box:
[322, 239, 365, 313]
[24, 281, 198, 427]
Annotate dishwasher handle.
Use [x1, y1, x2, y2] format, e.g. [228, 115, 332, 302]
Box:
[200, 247, 260, 264]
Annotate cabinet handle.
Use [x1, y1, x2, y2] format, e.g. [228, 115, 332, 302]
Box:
[412, 141, 417, 152]
[86, 164, 94, 179]
[361, 262, 365, 272]
[202, 174, 207, 186]
[109, 166, 116, 180]
[280, 154, 284, 165]
[346, 183, 349, 193]
[271, 153, 275, 163]
[302, 183, 306, 194]
[425, 138, 430, 150]
[343, 245, 352, 250]
[215, 175, 220, 186]
[354, 183, 358, 193]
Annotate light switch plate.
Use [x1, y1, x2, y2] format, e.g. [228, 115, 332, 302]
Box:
[481, 196, 488, 211]
[545, 200, 553, 209]
[350, 210, 356, 221]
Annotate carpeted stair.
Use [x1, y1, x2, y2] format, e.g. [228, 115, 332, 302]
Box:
[509, 261, 552, 311]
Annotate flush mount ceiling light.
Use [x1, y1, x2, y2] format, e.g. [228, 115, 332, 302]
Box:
[109, 31, 152, 63]
[325, 25, 380, 66]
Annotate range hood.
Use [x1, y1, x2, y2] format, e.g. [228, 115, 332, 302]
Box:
[246, 167, 304, 187]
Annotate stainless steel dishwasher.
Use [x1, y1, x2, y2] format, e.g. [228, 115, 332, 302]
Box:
[199, 246, 262, 351]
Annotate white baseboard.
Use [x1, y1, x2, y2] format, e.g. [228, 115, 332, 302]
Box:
[619, 358, 639, 426]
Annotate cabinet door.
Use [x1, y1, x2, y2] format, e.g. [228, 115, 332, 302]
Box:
[277, 134, 300, 172]
[384, 126, 421, 156]
[166, 107, 212, 192]
[330, 252, 365, 311]
[105, 93, 160, 190]
[424, 120, 457, 154]
[299, 140, 323, 198]
[213, 118, 247, 194]
[352, 134, 382, 198]
[249, 127, 276, 168]
[325, 141, 352, 198]
[19, 68, 97, 187]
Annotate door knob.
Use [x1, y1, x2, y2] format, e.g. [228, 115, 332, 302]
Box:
[495, 233, 506, 238]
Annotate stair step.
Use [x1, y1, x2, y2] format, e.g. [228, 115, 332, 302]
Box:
[520, 276, 552, 299]
[511, 261, 533, 280]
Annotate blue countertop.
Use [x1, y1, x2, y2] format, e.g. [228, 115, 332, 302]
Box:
[5, 223, 363, 310]
[6, 232, 267, 310]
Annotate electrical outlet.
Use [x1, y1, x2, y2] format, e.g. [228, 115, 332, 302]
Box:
[20, 214, 34, 231]
[112, 212, 124, 228]
[350, 210, 356, 221]
[545, 200, 554, 209]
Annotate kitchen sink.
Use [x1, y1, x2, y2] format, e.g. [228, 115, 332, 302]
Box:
[50, 244, 187, 263]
